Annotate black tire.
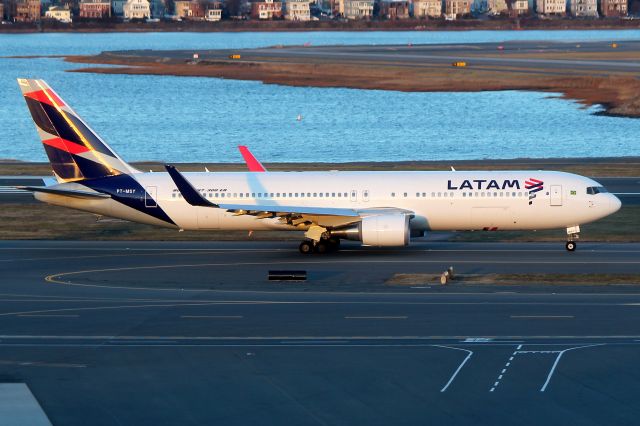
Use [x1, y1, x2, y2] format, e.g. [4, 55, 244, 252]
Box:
[314, 241, 328, 254]
[565, 241, 577, 252]
[299, 241, 313, 254]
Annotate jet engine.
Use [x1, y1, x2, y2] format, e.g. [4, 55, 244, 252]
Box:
[332, 214, 411, 247]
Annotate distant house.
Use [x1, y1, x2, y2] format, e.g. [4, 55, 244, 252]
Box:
[413, 0, 442, 17]
[250, 0, 283, 19]
[0, 2, 4, 20]
[507, 0, 528, 14]
[569, 0, 597, 15]
[600, 0, 627, 15]
[45, 5, 72, 21]
[14, 0, 41, 21]
[205, 1, 222, 20]
[124, 0, 150, 18]
[343, 0, 374, 18]
[174, 0, 205, 18]
[149, 0, 166, 17]
[444, 0, 470, 18]
[79, 0, 111, 18]
[536, 0, 565, 14]
[284, 0, 311, 20]
[112, 0, 126, 16]
[379, 0, 410, 18]
[487, 0, 508, 14]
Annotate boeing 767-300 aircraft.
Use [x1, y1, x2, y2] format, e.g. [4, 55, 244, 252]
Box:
[16, 79, 621, 254]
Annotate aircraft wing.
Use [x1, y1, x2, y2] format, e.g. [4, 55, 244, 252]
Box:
[165, 164, 361, 221]
[17, 186, 111, 199]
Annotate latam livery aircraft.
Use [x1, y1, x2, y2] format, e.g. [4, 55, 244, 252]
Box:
[17, 79, 621, 254]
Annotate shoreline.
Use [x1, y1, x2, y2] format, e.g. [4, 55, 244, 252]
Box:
[3, 157, 640, 176]
[2, 18, 640, 33]
[63, 41, 640, 119]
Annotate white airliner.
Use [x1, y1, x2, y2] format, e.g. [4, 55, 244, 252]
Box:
[17, 79, 621, 254]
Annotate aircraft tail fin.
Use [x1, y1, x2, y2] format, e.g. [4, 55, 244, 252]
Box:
[17, 78, 139, 183]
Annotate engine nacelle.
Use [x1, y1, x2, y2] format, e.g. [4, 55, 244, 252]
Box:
[333, 214, 411, 247]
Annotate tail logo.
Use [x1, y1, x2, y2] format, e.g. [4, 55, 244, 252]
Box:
[525, 178, 544, 205]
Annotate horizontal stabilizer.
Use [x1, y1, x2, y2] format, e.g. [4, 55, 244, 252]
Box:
[165, 165, 218, 207]
[17, 186, 111, 199]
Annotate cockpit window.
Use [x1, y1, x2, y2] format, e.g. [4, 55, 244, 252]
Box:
[586, 186, 608, 195]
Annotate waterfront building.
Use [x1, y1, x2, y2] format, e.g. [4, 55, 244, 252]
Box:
[487, 0, 508, 13]
[506, 0, 528, 14]
[79, 0, 111, 18]
[600, 0, 627, 15]
[412, 0, 441, 17]
[174, 0, 206, 18]
[250, 0, 283, 19]
[123, 0, 150, 18]
[343, 0, 373, 18]
[45, 4, 72, 21]
[536, 0, 565, 14]
[444, 0, 471, 18]
[205, 1, 222, 20]
[379, 0, 410, 18]
[284, 0, 311, 20]
[112, 0, 125, 15]
[569, 0, 597, 15]
[149, 0, 166, 17]
[14, 0, 41, 21]
[0, 2, 4, 20]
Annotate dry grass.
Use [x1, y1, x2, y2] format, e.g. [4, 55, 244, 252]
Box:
[386, 273, 640, 286]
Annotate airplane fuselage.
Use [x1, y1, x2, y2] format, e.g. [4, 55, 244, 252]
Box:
[36, 170, 621, 234]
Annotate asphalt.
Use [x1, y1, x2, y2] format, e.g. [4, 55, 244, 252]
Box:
[1, 240, 640, 425]
[1, 176, 638, 205]
[115, 39, 640, 75]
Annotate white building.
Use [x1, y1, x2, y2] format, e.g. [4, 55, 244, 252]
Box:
[536, 0, 565, 14]
[343, 0, 373, 18]
[487, 0, 508, 13]
[45, 5, 72, 22]
[413, 0, 442, 16]
[284, 0, 311, 20]
[205, 7, 222, 20]
[569, 0, 597, 15]
[124, 0, 150, 18]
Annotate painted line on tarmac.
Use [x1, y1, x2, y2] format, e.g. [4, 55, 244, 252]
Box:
[17, 314, 79, 318]
[540, 344, 605, 392]
[510, 315, 574, 319]
[344, 316, 408, 319]
[180, 315, 243, 319]
[490, 344, 522, 392]
[436, 345, 473, 393]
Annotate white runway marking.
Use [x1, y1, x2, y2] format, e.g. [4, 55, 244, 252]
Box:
[433, 345, 473, 393]
[17, 314, 79, 318]
[344, 316, 408, 319]
[510, 315, 574, 319]
[540, 344, 605, 392]
[180, 315, 243, 319]
[490, 344, 522, 392]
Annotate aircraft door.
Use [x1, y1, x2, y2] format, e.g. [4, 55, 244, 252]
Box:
[550, 185, 562, 206]
[145, 186, 158, 208]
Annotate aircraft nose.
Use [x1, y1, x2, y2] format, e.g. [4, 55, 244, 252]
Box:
[610, 194, 622, 213]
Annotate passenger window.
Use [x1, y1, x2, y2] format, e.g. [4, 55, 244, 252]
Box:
[319, 193, 323, 197]
[404, 192, 408, 197]
[338, 193, 342, 197]
[444, 192, 448, 197]
[416, 192, 420, 197]
[289, 193, 293, 197]
[437, 192, 441, 197]
[313, 193, 317, 197]
[239, 193, 243, 198]
[422, 192, 426, 197]
[391, 192, 395, 197]
[332, 193, 335, 197]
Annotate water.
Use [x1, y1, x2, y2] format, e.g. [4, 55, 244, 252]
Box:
[1, 31, 639, 163]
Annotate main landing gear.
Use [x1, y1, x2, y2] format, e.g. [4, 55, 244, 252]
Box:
[299, 237, 341, 255]
[565, 225, 580, 252]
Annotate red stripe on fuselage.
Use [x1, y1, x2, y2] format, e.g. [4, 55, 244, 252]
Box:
[24, 89, 65, 108]
[43, 137, 89, 155]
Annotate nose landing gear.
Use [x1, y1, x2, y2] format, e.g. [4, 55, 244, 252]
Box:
[565, 225, 580, 252]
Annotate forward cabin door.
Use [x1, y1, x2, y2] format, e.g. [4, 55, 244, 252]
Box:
[550, 185, 562, 206]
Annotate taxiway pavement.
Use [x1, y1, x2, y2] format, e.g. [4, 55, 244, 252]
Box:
[0, 240, 639, 425]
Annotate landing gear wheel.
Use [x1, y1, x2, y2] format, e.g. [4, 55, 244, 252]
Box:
[299, 241, 313, 255]
[314, 241, 328, 254]
[565, 241, 577, 252]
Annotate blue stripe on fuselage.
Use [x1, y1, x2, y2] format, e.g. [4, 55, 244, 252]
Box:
[82, 174, 176, 226]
